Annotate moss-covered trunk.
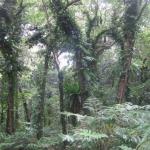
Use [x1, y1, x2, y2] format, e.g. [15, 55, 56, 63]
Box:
[34, 49, 50, 139]
[117, 0, 140, 103]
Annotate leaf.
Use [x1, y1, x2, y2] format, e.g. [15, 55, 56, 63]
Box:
[61, 134, 74, 142]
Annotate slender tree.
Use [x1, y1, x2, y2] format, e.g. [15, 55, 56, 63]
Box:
[36, 48, 51, 139]
[53, 52, 68, 149]
[30, 0, 54, 139]
[28, 30, 52, 138]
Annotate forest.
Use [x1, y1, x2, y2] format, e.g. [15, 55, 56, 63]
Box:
[0, 0, 150, 150]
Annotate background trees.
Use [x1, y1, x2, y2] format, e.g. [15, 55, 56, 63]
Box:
[0, 0, 149, 150]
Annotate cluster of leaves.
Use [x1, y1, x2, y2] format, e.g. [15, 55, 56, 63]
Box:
[64, 81, 80, 94]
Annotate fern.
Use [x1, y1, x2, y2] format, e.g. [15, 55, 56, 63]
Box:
[74, 129, 108, 141]
[61, 102, 150, 149]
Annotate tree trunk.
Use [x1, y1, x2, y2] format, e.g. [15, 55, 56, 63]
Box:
[19, 87, 31, 122]
[0, 45, 17, 134]
[15, 78, 19, 129]
[58, 72, 68, 149]
[70, 93, 80, 126]
[117, 0, 139, 103]
[0, 103, 4, 124]
[6, 72, 15, 134]
[58, 71, 67, 135]
[75, 48, 87, 111]
[36, 49, 50, 139]
[117, 38, 133, 103]
[0, 76, 5, 125]
[0, 0, 21, 134]
[23, 101, 31, 123]
[53, 52, 67, 149]
[15, 102, 19, 129]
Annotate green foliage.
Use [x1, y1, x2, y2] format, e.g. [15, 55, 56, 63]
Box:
[0, 102, 150, 150]
[129, 79, 150, 104]
[73, 129, 108, 141]
[0, 0, 150, 150]
[61, 103, 150, 150]
[24, 0, 46, 25]
[0, 131, 62, 150]
[64, 80, 80, 94]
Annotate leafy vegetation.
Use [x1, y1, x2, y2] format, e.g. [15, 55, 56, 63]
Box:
[0, 0, 149, 150]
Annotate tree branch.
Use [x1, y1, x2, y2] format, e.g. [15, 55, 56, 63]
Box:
[65, 0, 81, 10]
[85, 2, 99, 40]
[95, 41, 115, 56]
[16, 0, 26, 16]
[136, 1, 148, 22]
[92, 29, 112, 48]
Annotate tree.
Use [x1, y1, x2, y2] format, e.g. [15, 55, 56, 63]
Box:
[0, 0, 24, 134]
[50, 0, 87, 113]
[117, 0, 148, 103]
